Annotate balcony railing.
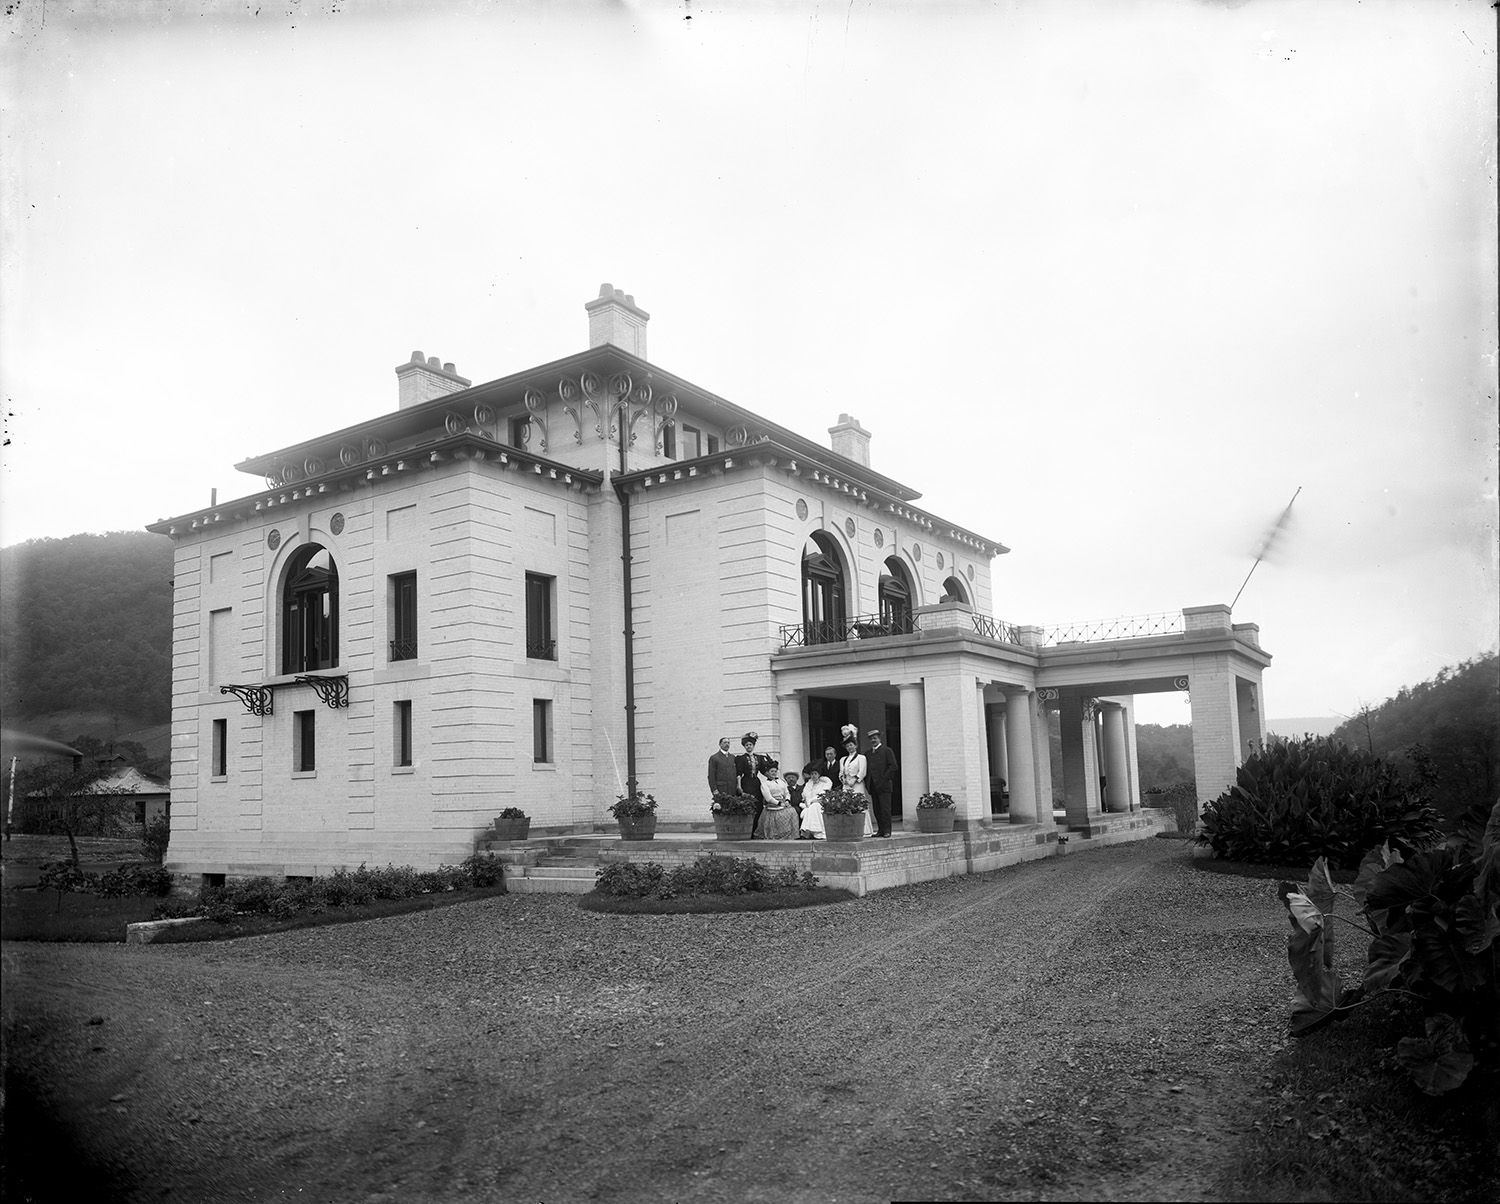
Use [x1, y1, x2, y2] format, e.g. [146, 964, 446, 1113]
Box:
[1041, 612, 1184, 644]
[971, 614, 1022, 644]
[527, 637, 557, 660]
[389, 638, 418, 662]
[779, 613, 917, 648]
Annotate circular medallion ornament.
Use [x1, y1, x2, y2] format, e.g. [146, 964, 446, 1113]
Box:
[524, 387, 546, 414]
[580, 371, 602, 399]
[844, 518, 856, 539]
[912, 543, 922, 562]
[366, 437, 387, 459]
[608, 372, 633, 398]
[267, 529, 281, 551]
[474, 404, 496, 426]
[304, 456, 324, 478]
[873, 528, 884, 548]
[795, 498, 808, 521]
[444, 412, 467, 436]
[936, 552, 945, 570]
[966, 564, 974, 580]
[330, 513, 345, 536]
[656, 393, 678, 417]
[340, 444, 361, 467]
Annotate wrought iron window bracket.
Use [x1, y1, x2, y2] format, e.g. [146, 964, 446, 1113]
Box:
[221, 684, 275, 716]
[294, 674, 349, 709]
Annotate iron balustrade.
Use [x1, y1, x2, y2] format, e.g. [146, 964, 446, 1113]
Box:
[778, 612, 917, 648]
[970, 614, 1023, 644]
[1041, 612, 1184, 644]
[389, 638, 418, 662]
[527, 637, 557, 660]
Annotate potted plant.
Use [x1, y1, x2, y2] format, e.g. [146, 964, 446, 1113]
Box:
[916, 790, 957, 833]
[820, 788, 869, 842]
[609, 789, 658, 841]
[490, 806, 531, 842]
[710, 789, 756, 841]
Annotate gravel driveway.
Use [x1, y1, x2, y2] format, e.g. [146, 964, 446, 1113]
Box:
[3, 840, 1291, 1202]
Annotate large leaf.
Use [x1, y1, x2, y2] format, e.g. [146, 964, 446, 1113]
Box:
[1303, 857, 1336, 915]
[1395, 1014, 1474, 1095]
[1351, 843, 1401, 912]
[1363, 930, 1413, 993]
[1287, 923, 1341, 1022]
[1454, 890, 1500, 955]
[1366, 850, 1448, 913]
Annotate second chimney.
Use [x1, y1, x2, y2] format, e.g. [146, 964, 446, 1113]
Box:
[585, 283, 650, 359]
[828, 413, 871, 467]
[395, 351, 471, 409]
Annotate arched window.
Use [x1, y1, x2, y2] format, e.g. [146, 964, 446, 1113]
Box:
[801, 532, 847, 645]
[282, 544, 339, 673]
[878, 557, 915, 634]
[941, 574, 970, 606]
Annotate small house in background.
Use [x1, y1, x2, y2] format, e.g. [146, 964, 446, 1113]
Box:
[85, 767, 171, 828]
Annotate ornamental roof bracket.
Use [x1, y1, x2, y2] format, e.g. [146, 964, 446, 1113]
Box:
[221, 684, 274, 716]
[294, 675, 349, 709]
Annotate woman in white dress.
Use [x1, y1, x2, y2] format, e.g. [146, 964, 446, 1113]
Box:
[838, 734, 876, 836]
[799, 763, 830, 839]
[756, 762, 800, 840]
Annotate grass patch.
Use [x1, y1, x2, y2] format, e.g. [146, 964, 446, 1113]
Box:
[1222, 993, 1499, 1203]
[578, 886, 856, 915]
[1, 888, 164, 942]
[1, 884, 509, 944]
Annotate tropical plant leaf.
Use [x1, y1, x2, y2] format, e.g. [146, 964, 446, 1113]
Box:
[1289, 994, 1338, 1036]
[1453, 890, 1500, 955]
[1287, 923, 1341, 1012]
[1362, 930, 1412, 993]
[1303, 857, 1336, 915]
[1395, 1014, 1474, 1095]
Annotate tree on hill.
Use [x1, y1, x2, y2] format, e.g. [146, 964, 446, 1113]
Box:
[1329, 654, 1499, 828]
[0, 531, 173, 724]
[1134, 723, 1195, 791]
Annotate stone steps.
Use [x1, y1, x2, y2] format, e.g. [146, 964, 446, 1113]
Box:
[504, 857, 600, 894]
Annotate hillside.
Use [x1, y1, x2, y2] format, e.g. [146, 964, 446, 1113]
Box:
[0, 531, 174, 752]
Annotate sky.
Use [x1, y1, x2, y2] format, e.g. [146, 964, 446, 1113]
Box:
[2, 0, 1496, 727]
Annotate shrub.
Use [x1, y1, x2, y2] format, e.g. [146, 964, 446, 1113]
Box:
[608, 790, 658, 818]
[820, 788, 869, 816]
[917, 791, 955, 810]
[1200, 736, 1443, 869]
[460, 852, 506, 888]
[322, 865, 377, 907]
[140, 815, 171, 864]
[710, 788, 756, 817]
[226, 876, 284, 914]
[418, 867, 462, 893]
[37, 861, 95, 895]
[497, 806, 529, 821]
[594, 861, 667, 898]
[96, 863, 174, 898]
[151, 896, 199, 920]
[1145, 781, 1200, 833]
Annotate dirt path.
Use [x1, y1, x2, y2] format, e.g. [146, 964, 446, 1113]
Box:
[3, 841, 1290, 1202]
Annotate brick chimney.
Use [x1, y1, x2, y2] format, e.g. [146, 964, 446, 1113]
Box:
[585, 283, 649, 359]
[828, 413, 871, 467]
[395, 351, 471, 410]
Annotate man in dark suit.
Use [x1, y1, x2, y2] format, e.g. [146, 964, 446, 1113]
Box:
[865, 729, 899, 838]
[707, 736, 738, 801]
[735, 731, 766, 836]
[819, 744, 841, 784]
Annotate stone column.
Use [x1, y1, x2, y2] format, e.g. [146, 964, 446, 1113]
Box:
[923, 670, 987, 825]
[1188, 657, 1242, 815]
[987, 702, 1008, 794]
[1003, 688, 1039, 825]
[1102, 703, 1131, 813]
[976, 682, 993, 820]
[1058, 691, 1095, 828]
[898, 681, 929, 823]
[776, 692, 805, 782]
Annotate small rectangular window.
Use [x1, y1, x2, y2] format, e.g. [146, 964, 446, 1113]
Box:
[211, 718, 228, 778]
[706, 433, 720, 455]
[390, 571, 418, 661]
[681, 424, 702, 459]
[525, 573, 556, 660]
[533, 699, 552, 764]
[294, 709, 316, 773]
[508, 415, 529, 447]
[661, 423, 676, 459]
[394, 700, 413, 768]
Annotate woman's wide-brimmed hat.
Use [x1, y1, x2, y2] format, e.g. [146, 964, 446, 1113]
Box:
[742, 731, 759, 745]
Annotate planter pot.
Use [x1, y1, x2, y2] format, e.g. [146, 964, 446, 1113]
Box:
[823, 812, 867, 842]
[713, 814, 755, 841]
[917, 807, 956, 834]
[491, 818, 531, 841]
[616, 814, 657, 841]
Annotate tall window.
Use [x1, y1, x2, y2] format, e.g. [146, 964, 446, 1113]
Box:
[394, 700, 413, 768]
[878, 558, 914, 633]
[680, 424, 703, 459]
[661, 423, 677, 458]
[508, 415, 529, 447]
[706, 433, 720, 454]
[211, 718, 228, 778]
[390, 572, 418, 661]
[294, 709, 316, 773]
[533, 699, 552, 764]
[525, 573, 556, 660]
[282, 544, 339, 673]
[942, 574, 970, 605]
[801, 532, 847, 645]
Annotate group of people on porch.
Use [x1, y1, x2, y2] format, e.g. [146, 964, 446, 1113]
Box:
[706, 725, 899, 840]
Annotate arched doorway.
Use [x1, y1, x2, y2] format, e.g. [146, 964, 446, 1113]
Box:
[878, 557, 915, 634]
[801, 532, 848, 645]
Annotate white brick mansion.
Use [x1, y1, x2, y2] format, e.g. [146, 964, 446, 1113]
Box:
[150, 286, 1270, 881]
